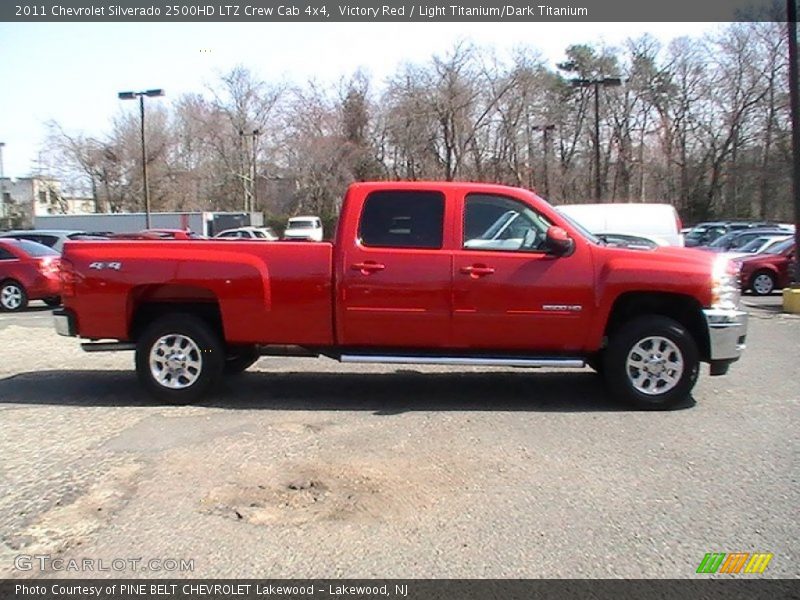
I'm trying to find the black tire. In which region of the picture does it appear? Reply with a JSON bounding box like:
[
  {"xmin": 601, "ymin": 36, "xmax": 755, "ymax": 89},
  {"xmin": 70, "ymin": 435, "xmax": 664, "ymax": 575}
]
[
  {"xmin": 43, "ymin": 296, "xmax": 62, "ymax": 307},
  {"xmin": 224, "ymin": 346, "xmax": 259, "ymax": 374},
  {"xmin": 604, "ymin": 315, "xmax": 699, "ymax": 410},
  {"xmin": 749, "ymin": 270, "xmax": 776, "ymax": 296},
  {"xmin": 0, "ymin": 280, "xmax": 28, "ymax": 312},
  {"xmin": 135, "ymin": 314, "xmax": 224, "ymax": 403}
]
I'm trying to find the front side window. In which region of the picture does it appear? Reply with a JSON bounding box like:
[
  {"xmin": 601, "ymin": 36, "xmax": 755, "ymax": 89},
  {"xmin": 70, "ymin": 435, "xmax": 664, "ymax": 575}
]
[
  {"xmin": 463, "ymin": 194, "xmax": 551, "ymax": 252},
  {"xmin": 359, "ymin": 190, "xmax": 445, "ymax": 249}
]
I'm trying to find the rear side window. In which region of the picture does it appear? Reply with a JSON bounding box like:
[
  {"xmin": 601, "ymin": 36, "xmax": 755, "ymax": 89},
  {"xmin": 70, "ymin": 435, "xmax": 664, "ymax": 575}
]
[
  {"xmin": 0, "ymin": 247, "xmax": 17, "ymax": 260},
  {"xmin": 15, "ymin": 240, "xmax": 59, "ymax": 257},
  {"xmin": 359, "ymin": 190, "xmax": 445, "ymax": 249},
  {"xmin": 15, "ymin": 234, "xmax": 58, "ymax": 247}
]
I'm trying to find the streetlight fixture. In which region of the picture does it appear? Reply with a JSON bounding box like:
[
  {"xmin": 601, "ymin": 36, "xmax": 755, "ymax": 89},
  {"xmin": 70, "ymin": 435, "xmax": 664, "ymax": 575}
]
[
  {"xmin": 118, "ymin": 89, "xmax": 164, "ymax": 228},
  {"xmin": 571, "ymin": 77, "xmax": 622, "ymax": 200},
  {"xmin": 531, "ymin": 124, "xmax": 555, "ymax": 198},
  {"xmin": 239, "ymin": 129, "xmax": 261, "ymax": 212}
]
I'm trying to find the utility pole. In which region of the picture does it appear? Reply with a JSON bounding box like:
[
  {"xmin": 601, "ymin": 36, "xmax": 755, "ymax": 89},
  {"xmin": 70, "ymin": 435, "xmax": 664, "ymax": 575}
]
[
  {"xmin": 532, "ymin": 125, "xmax": 555, "ymax": 198},
  {"xmin": 789, "ymin": 0, "xmax": 800, "ymax": 283},
  {"xmin": 571, "ymin": 77, "xmax": 622, "ymax": 200},
  {"xmin": 239, "ymin": 129, "xmax": 260, "ymax": 212}
]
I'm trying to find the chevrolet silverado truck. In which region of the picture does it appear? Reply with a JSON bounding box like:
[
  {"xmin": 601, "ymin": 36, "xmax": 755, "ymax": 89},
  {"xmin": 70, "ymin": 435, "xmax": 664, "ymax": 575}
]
[{"xmin": 54, "ymin": 182, "xmax": 748, "ymax": 409}]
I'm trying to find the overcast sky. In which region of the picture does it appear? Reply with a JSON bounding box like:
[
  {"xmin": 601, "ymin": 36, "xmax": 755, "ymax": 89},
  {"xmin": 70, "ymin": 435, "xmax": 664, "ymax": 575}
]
[{"xmin": 0, "ymin": 22, "xmax": 719, "ymax": 178}]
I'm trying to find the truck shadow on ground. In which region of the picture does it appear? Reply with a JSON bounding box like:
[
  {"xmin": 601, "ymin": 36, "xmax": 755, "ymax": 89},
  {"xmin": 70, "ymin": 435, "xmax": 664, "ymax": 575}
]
[{"xmin": 0, "ymin": 369, "xmax": 695, "ymax": 413}]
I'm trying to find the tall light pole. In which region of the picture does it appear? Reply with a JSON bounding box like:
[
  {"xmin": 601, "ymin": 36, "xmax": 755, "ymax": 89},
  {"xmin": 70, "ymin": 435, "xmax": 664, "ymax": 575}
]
[
  {"xmin": 239, "ymin": 129, "xmax": 260, "ymax": 212},
  {"xmin": 118, "ymin": 89, "xmax": 164, "ymax": 228},
  {"xmin": 532, "ymin": 124, "xmax": 555, "ymax": 198},
  {"xmin": 571, "ymin": 77, "xmax": 622, "ymax": 200}
]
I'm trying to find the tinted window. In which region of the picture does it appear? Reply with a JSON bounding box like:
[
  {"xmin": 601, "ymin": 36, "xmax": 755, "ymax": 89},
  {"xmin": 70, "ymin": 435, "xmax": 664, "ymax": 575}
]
[
  {"xmin": 359, "ymin": 191, "xmax": 445, "ymax": 249},
  {"xmin": 766, "ymin": 239, "xmax": 794, "ymax": 254},
  {"xmin": 0, "ymin": 247, "xmax": 17, "ymax": 260},
  {"xmin": 289, "ymin": 220, "xmax": 314, "ymax": 229},
  {"xmin": 14, "ymin": 233, "xmax": 59, "ymax": 247},
  {"xmin": 464, "ymin": 194, "xmax": 551, "ymax": 252},
  {"xmin": 15, "ymin": 240, "xmax": 59, "ymax": 257}
]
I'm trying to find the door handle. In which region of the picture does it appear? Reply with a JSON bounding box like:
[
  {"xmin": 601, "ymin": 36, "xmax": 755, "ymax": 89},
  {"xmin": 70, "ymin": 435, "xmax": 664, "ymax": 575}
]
[
  {"xmin": 460, "ymin": 265, "xmax": 495, "ymax": 277},
  {"xmin": 352, "ymin": 261, "xmax": 386, "ymax": 274}
]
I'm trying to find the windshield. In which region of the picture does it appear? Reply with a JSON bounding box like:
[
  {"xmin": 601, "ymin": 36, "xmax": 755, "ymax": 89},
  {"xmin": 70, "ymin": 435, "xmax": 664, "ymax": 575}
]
[
  {"xmin": 765, "ymin": 238, "xmax": 794, "ymax": 254},
  {"xmin": 708, "ymin": 232, "xmax": 737, "ymax": 248},
  {"xmin": 736, "ymin": 238, "xmax": 763, "ymax": 253},
  {"xmin": 15, "ymin": 239, "xmax": 60, "ymax": 257},
  {"xmin": 288, "ymin": 220, "xmax": 315, "ymax": 229},
  {"xmin": 685, "ymin": 228, "xmax": 709, "ymax": 239},
  {"xmin": 738, "ymin": 236, "xmax": 781, "ymax": 253}
]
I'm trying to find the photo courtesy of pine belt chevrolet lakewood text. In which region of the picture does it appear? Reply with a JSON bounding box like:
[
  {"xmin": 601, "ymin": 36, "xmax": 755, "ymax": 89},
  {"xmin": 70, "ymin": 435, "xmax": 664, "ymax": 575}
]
[{"xmin": 53, "ymin": 181, "xmax": 748, "ymax": 410}]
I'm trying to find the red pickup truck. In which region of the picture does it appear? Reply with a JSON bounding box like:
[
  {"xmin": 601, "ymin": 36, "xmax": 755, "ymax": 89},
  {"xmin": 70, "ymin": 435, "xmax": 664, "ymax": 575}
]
[{"xmin": 54, "ymin": 182, "xmax": 748, "ymax": 409}]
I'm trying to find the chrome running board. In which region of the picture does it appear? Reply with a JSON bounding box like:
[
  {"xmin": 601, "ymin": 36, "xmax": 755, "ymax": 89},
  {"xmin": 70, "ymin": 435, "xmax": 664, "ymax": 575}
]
[{"xmin": 339, "ymin": 354, "xmax": 585, "ymax": 368}]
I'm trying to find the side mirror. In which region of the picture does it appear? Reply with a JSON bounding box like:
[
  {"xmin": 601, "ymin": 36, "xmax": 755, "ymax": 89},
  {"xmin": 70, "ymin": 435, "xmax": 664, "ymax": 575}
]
[{"xmin": 545, "ymin": 226, "xmax": 575, "ymax": 256}]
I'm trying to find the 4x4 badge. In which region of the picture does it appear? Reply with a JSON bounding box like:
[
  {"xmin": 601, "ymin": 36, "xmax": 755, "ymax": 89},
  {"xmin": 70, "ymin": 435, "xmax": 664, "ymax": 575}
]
[{"xmin": 89, "ymin": 261, "xmax": 122, "ymax": 271}]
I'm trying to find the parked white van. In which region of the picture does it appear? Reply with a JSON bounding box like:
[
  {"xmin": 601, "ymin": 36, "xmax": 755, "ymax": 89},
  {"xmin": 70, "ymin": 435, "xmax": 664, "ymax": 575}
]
[
  {"xmin": 283, "ymin": 216, "xmax": 324, "ymax": 242},
  {"xmin": 557, "ymin": 203, "xmax": 684, "ymax": 247}
]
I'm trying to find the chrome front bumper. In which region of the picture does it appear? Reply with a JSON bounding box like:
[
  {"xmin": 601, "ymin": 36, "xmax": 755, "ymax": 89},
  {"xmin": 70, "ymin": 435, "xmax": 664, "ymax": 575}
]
[{"xmin": 703, "ymin": 308, "xmax": 748, "ymax": 362}]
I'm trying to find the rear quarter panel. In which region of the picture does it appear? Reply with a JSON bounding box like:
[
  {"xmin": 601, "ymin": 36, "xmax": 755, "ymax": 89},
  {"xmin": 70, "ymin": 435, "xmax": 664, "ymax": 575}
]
[{"xmin": 62, "ymin": 240, "xmax": 334, "ymax": 344}]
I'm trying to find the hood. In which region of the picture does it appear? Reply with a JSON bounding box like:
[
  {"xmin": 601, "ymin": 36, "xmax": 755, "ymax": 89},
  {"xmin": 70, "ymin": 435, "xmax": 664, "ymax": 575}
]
[{"xmin": 610, "ymin": 244, "xmax": 718, "ymax": 267}]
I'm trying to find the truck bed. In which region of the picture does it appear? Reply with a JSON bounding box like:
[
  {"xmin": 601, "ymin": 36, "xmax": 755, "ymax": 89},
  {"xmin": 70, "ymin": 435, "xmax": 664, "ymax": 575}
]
[{"xmin": 61, "ymin": 240, "xmax": 335, "ymax": 345}]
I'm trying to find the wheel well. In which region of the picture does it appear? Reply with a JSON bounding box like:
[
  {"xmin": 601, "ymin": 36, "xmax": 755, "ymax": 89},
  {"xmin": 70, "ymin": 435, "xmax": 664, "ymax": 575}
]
[
  {"xmin": 130, "ymin": 301, "xmax": 223, "ymax": 342},
  {"xmin": 605, "ymin": 292, "xmax": 710, "ymax": 361}
]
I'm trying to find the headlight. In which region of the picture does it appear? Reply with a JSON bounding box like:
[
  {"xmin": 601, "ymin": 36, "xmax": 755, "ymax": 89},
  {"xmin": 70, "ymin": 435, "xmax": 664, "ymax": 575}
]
[{"xmin": 711, "ymin": 255, "xmax": 741, "ymax": 310}]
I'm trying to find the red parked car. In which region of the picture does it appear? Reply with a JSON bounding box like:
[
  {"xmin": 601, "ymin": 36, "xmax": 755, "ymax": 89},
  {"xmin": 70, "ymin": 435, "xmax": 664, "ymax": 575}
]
[
  {"xmin": 111, "ymin": 229, "xmax": 204, "ymax": 240},
  {"xmin": 736, "ymin": 238, "xmax": 796, "ymax": 295},
  {"xmin": 0, "ymin": 239, "xmax": 62, "ymax": 311}
]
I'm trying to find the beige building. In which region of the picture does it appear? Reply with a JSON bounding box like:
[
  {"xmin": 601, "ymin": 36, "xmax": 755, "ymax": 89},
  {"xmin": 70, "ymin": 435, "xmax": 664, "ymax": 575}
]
[{"xmin": 0, "ymin": 177, "xmax": 94, "ymax": 229}]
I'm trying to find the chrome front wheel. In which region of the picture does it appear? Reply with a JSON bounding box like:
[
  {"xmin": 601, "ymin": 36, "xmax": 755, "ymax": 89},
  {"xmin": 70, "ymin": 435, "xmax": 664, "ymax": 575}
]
[
  {"xmin": 625, "ymin": 336, "xmax": 684, "ymax": 396},
  {"xmin": 605, "ymin": 315, "xmax": 699, "ymax": 410}
]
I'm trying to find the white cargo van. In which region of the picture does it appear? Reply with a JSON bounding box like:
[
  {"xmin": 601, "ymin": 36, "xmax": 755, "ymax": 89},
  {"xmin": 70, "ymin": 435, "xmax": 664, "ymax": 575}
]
[{"xmin": 557, "ymin": 203, "xmax": 684, "ymax": 246}]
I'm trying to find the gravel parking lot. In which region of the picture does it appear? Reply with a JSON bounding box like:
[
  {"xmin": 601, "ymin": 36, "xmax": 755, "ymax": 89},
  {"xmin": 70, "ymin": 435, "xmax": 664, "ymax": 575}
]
[{"xmin": 0, "ymin": 297, "xmax": 798, "ymax": 579}]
